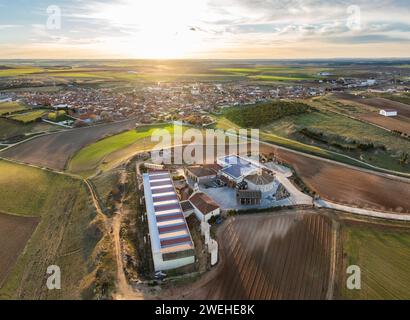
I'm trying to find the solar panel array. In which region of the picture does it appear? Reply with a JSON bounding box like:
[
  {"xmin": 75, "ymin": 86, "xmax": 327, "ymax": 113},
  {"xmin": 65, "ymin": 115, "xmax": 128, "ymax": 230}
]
[{"xmin": 147, "ymin": 171, "xmax": 194, "ymax": 253}]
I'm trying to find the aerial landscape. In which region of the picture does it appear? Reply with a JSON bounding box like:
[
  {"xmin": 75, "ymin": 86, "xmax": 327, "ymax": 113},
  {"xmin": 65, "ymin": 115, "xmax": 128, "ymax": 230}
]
[{"xmin": 0, "ymin": 0, "xmax": 409, "ymax": 306}]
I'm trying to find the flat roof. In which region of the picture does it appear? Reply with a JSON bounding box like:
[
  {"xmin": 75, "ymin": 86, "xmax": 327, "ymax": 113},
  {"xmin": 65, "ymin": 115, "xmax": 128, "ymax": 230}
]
[
  {"xmin": 237, "ymin": 190, "xmax": 262, "ymax": 199},
  {"xmin": 143, "ymin": 171, "xmax": 194, "ymax": 256},
  {"xmin": 219, "ymin": 155, "xmax": 260, "ymax": 180}
]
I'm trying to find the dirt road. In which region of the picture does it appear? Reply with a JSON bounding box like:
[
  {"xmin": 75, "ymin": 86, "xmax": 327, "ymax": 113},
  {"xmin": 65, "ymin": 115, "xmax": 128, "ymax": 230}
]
[{"xmin": 110, "ymin": 171, "xmax": 145, "ymax": 300}]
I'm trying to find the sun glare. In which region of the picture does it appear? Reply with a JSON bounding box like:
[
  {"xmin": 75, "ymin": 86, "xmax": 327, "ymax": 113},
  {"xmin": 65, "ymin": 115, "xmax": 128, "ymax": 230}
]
[{"xmin": 95, "ymin": 0, "xmax": 208, "ymax": 58}]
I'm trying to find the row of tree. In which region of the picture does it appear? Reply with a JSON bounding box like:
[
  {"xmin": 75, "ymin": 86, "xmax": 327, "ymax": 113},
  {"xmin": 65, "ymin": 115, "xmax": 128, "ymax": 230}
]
[{"xmin": 225, "ymin": 101, "xmax": 310, "ymax": 128}]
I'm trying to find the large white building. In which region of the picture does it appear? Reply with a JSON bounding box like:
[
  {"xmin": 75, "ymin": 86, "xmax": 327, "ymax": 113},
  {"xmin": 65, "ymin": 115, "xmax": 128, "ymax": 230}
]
[
  {"xmin": 143, "ymin": 171, "xmax": 195, "ymax": 272},
  {"xmin": 379, "ymin": 109, "xmax": 398, "ymax": 117},
  {"xmin": 217, "ymin": 155, "xmax": 260, "ymax": 184},
  {"xmin": 217, "ymin": 155, "xmax": 276, "ymax": 193}
]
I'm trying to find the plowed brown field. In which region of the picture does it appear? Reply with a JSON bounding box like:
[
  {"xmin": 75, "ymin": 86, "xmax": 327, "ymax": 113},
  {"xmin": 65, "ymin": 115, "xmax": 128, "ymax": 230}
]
[
  {"xmin": 0, "ymin": 120, "xmax": 136, "ymax": 170},
  {"xmin": 186, "ymin": 211, "xmax": 333, "ymax": 300},
  {"xmin": 260, "ymin": 145, "xmax": 410, "ymax": 213},
  {"xmin": 332, "ymin": 93, "xmax": 410, "ymax": 118},
  {"xmin": 357, "ymin": 114, "xmax": 410, "ymax": 135}
]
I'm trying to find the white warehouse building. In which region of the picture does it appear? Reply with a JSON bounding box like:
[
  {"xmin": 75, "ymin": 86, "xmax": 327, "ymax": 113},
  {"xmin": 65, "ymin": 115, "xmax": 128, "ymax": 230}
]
[
  {"xmin": 143, "ymin": 171, "xmax": 195, "ymax": 272},
  {"xmin": 379, "ymin": 109, "xmax": 398, "ymax": 117}
]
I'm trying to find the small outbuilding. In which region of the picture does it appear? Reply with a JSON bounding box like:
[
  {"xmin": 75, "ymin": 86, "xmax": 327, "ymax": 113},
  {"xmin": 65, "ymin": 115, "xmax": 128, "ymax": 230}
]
[
  {"xmin": 237, "ymin": 190, "xmax": 262, "ymax": 206},
  {"xmin": 379, "ymin": 109, "xmax": 398, "ymax": 117}
]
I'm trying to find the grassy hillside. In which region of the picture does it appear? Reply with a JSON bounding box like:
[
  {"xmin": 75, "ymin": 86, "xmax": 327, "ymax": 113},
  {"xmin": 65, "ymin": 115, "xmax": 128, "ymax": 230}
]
[
  {"xmin": 261, "ymin": 103, "xmax": 410, "ymax": 173},
  {"xmin": 338, "ymin": 222, "xmax": 410, "ymax": 300},
  {"xmin": 224, "ymin": 101, "xmax": 311, "ymax": 128},
  {"xmin": 68, "ymin": 124, "xmax": 186, "ymax": 176},
  {"xmin": 0, "ymin": 160, "xmax": 115, "ymax": 299}
]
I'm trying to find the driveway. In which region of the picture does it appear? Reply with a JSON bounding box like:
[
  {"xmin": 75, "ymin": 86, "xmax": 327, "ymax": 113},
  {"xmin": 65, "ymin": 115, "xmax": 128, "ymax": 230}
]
[{"xmin": 199, "ymin": 183, "xmax": 292, "ymax": 210}]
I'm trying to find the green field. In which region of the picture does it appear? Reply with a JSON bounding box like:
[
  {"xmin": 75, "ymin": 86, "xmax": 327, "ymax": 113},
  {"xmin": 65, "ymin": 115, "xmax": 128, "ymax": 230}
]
[
  {"xmin": 68, "ymin": 124, "xmax": 187, "ymax": 176},
  {"xmin": 214, "ymin": 68, "xmax": 261, "ymax": 74},
  {"xmin": 0, "ymin": 102, "xmax": 27, "ymax": 115},
  {"xmin": 214, "ymin": 66, "xmax": 322, "ymax": 81},
  {"xmin": 0, "ymin": 160, "xmax": 115, "ymax": 299},
  {"xmin": 261, "ymin": 104, "xmax": 410, "ymax": 172},
  {"xmin": 0, "ymin": 118, "xmax": 55, "ymax": 141},
  {"xmin": 0, "ymin": 63, "xmax": 330, "ymax": 83},
  {"xmin": 8, "ymin": 109, "xmax": 48, "ymax": 123},
  {"xmin": 45, "ymin": 72, "xmax": 113, "ymax": 79},
  {"xmin": 339, "ymin": 222, "xmax": 410, "ymax": 300},
  {"xmin": 249, "ymin": 75, "xmax": 315, "ymax": 81},
  {"xmin": 213, "ymin": 113, "xmax": 362, "ymax": 166},
  {"xmin": 214, "ymin": 101, "xmax": 410, "ymax": 173},
  {"xmin": 0, "ymin": 67, "xmax": 43, "ymax": 77}
]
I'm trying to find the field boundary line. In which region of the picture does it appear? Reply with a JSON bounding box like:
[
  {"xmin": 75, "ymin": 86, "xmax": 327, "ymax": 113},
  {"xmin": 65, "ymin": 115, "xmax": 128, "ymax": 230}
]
[
  {"xmin": 0, "ymin": 209, "xmax": 40, "ymax": 219},
  {"xmin": 225, "ymin": 129, "xmax": 410, "ymax": 180},
  {"xmin": 0, "ymin": 118, "xmax": 138, "ymax": 154},
  {"xmin": 316, "ymin": 200, "xmax": 410, "ymax": 221},
  {"xmin": 326, "ymin": 220, "xmax": 338, "ymax": 300}
]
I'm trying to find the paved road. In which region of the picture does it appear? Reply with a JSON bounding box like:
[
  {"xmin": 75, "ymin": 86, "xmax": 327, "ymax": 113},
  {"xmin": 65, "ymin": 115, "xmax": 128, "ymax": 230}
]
[
  {"xmin": 315, "ymin": 199, "xmax": 410, "ymax": 221},
  {"xmin": 275, "ymin": 173, "xmax": 312, "ymax": 206}
]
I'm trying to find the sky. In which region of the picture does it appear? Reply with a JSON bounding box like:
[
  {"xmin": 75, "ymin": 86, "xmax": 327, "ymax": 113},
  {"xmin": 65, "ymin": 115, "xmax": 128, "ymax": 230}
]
[{"xmin": 0, "ymin": 0, "xmax": 409, "ymax": 59}]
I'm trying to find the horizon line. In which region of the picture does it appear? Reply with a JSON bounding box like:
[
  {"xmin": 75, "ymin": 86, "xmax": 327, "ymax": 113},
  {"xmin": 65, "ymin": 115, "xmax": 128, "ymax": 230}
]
[{"xmin": 1, "ymin": 57, "xmax": 410, "ymax": 61}]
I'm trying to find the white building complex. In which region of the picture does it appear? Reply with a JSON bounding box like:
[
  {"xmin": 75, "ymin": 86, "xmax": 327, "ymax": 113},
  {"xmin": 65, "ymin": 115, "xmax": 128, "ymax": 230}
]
[
  {"xmin": 217, "ymin": 155, "xmax": 260, "ymax": 184},
  {"xmin": 143, "ymin": 171, "xmax": 195, "ymax": 272}
]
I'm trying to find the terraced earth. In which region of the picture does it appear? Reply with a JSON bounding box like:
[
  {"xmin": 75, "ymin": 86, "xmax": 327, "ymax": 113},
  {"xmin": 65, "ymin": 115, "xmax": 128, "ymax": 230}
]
[{"xmin": 186, "ymin": 210, "xmax": 333, "ymax": 300}]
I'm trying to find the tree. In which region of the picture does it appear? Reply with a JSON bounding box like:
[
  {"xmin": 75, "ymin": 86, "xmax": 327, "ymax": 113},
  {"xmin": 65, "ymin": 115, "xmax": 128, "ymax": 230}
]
[{"xmin": 399, "ymin": 152, "xmax": 409, "ymax": 166}]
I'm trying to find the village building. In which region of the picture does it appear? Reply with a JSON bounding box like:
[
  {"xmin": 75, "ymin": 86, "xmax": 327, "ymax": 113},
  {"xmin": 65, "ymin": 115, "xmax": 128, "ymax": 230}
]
[
  {"xmin": 189, "ymin": 192, "xmax": 221, "ymax": 222},
  {"xmin": 237, "ymin": 190, "xmax": 262, "ymax": 206},
  {"xmin": 185, "ymin": 164, "xmax": 222, "ymax": 184},
  {"xmin": 217, "ymin": 155, "xmax": 260, "ymax": 185},
  {"xmin": 245, "ymin": 170, "xmax": 276, "ymax": 192}
]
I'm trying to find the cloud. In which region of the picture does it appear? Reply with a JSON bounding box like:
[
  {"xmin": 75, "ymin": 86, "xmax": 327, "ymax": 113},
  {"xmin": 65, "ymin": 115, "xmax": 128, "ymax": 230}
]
[
  {"xmin": 326, "ymin": 34, "xmax": 410, "ymax": 44},
  {"xmin": 0, "ymin": 24, "xmax": 22, "ymax": 30},
  {"xmin": 1, "ymin": 0, "xmax": 410, "ymax": 58}
]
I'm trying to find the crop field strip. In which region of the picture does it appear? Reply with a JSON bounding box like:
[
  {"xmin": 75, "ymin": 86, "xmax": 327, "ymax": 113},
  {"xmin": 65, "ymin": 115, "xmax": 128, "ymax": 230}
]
[
  {"xmin": 0, "ymin": 102, "xmax": 27, "ymax": 115},
  {"xmin": 260, "ymin": 144, "xmax": 410, "ymax": 213},
  {"xmin": 194, "ymin": 212, "xmax": 332, "ymax": 300},
  {"xmin": 337, "ymin": 219, "xmax": 410, "ymax": 299},
  {"xmin": 0, "ymin": 212, "xmax": 40, "ymax": 287},
  {"xmin": 333, "ymin": 93, "xmax": 410, "ymax": 118},
  {"xmin": 219, "ymin": 99, "xmax": 410, "ymax": 174},
  {"xmin": 7, "ymin": 109, "xmax": 48, "ymax": 123},
  {"xmin": 0, "ymin": 119, "xmax": 137, "ymax": 170}
]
